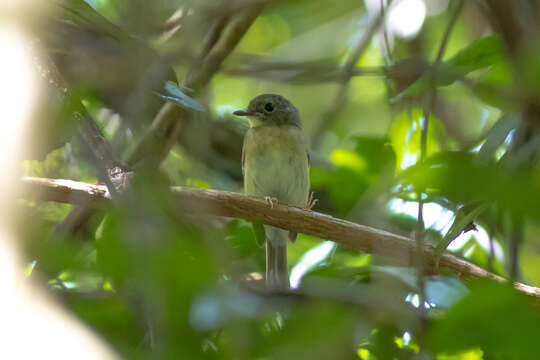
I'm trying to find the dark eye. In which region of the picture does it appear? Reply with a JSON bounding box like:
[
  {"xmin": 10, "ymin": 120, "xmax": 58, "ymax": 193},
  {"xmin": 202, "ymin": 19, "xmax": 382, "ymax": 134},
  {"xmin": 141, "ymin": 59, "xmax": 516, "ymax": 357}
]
[{"xmin": 264, "ymin": 103, "xmax": 274, "ymax": 112}]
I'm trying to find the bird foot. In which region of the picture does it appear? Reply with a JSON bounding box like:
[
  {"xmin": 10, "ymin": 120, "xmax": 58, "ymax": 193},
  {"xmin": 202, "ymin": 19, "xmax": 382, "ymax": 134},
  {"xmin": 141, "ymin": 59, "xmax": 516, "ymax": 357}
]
[
  {"xmin": 264, "ymin": 196, "xmax": 279, "ymax": 208},
  {"xmin": 305, "ymin": 191, "xmax": 318, "ymax": 210}
]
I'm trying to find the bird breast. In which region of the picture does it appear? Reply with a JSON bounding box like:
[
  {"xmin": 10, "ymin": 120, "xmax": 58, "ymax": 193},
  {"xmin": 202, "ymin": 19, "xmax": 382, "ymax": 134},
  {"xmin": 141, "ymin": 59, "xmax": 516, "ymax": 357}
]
[{"xmin": 243, "ymin": 125, "xmax": 309, "ymax": 207}]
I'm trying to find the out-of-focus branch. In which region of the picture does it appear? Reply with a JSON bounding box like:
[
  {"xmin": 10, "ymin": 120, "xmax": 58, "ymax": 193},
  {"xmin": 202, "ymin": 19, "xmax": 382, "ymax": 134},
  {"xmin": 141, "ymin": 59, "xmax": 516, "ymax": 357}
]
[
  {"xmin": 199, "ymin": 0, "xmax": 271, "ymax": 23},
  {"xmin": 224, "ymin": 61, "xmax": 385, "ymax": 82},
  {"xmin": 37, "ymin": 54, "xmax": 122, "ymax": 173},
  {"xmin": 57, "ymin": 108, "xmax": 124, "ymax": 237},
  {"xmin": 416, "ymin": 0, "xmax": 464, "ymax": 314},
  {"xmin": 128, "ymin": 2, "xmax": 267, "ymax": 167},
  {"xmin": 75, "ymin": 113, "xmax": 122, "ymax": 173},
  {"xmin": 36, "ymin": 53, "xmax": 127, "ymax": 237},
  {"xmin": 310, "ymin": 4, "xmax": 388, "ymax": 149},
  {"xmin": 20, "ymin": 177, "xmax": 540, "ymax": 303}
]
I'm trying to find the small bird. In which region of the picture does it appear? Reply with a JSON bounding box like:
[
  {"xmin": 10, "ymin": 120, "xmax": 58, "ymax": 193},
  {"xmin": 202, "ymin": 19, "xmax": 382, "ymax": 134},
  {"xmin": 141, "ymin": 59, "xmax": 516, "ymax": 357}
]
[{"xmin": 234, "ymin": 94, "xmax": 313, "ymax": 290}]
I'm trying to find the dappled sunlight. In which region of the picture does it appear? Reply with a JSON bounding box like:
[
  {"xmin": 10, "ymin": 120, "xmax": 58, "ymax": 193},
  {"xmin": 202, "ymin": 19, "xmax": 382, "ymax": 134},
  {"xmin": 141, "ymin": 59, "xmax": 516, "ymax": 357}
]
[
  {"xmin": 387, "ymin": 0, "xmax": 426, "ymax": 39},
  {"xmin": 290, "ymin": 241, "xmax": 336, "ymax": 288},
  {"xmin": 365, "ymin": 0, "xmax": 427, "ymax": 39},
  {"xmin": 388, "ymin": 198, "xmax": 454, "ymax": 231},
  {"xmin": 388, "ymin": 198, "xmax": 505, "ymax": 264}
]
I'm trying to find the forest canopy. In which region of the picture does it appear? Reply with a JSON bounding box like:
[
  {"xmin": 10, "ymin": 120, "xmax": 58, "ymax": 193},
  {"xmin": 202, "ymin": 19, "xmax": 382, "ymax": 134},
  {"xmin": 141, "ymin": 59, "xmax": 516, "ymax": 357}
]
[{"xmin": 3, "ymin": 0, "xmax": 540, "ymax": 359}]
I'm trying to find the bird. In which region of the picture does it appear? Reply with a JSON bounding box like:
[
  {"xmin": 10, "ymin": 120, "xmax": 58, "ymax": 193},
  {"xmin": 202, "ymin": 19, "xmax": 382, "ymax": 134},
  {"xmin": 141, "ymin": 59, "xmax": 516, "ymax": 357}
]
[{"xmin": 234, "ymin": 94, "xmax": 315, "ymax": 290}]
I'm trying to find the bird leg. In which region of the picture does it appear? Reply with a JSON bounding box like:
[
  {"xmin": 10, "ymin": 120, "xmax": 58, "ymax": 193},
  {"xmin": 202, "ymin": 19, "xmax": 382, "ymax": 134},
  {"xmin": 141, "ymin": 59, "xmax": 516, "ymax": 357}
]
[
  {"xmin": 264, "ymin": 196, "xmax": 279, "ymax": 208},
  {"xmin": 305, "ymin": 191, "xmax": 318, "ymax": 210}
]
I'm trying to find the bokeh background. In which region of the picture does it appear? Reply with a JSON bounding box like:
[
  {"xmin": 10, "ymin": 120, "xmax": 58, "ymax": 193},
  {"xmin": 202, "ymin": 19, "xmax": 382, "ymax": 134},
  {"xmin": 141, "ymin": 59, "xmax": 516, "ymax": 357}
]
[{"xmin": 4, "ymin": 0, "xmax": 540, "ymax": 358}]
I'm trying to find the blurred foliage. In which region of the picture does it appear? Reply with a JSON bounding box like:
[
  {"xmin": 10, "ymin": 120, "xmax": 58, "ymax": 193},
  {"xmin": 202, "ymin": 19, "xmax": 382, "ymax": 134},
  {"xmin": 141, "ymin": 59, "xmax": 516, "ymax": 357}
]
[{"xmin": 18, "ymin": 0, "xmax": 540, "ymax": 358}]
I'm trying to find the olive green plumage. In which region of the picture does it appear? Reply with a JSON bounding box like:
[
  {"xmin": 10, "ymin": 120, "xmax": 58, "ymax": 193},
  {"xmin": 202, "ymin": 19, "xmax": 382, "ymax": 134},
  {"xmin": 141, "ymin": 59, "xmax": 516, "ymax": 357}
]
[{"xmin": 234, "ymin": 94, "xmax": 310, "ymax": 290}]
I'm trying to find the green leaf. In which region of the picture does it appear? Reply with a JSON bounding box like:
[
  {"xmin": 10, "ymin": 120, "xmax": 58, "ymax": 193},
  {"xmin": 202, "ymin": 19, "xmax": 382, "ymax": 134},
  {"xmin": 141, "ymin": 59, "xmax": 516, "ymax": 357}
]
[
  {"xmin": 399, "ymin": 150, "xmax": 540, "ymax": 223},
  {"xmin": 154, "ymin": 82, "xmax": 206, "ymax": 112},
  {"xmin": 311, "ymin": 136, "xmax": 395, "ymax": 216},
  {"xmin": 393, "ymin": 35, "xmax": 504, "ymax": 100},
  {"xmin": 445, "ymin": 35, "xmax": 504, "ymax": 74},
  {"xmin": 225, "ymin": 219, "xmax": 261, "ymax": 259},
  {"xmin": 473, "ymin": 62, "xmax": 516, "ymax": 110},
  {"xmin": 389, "ymin": 109, "xmax": 441, "ymax": 171},
  {"xmin": 477, "ymin": 114, "xmax": 519, "ymax": 163},
  {"xmin": 430, "ymin": 281, "xmax": 540, "ymax": 359}
]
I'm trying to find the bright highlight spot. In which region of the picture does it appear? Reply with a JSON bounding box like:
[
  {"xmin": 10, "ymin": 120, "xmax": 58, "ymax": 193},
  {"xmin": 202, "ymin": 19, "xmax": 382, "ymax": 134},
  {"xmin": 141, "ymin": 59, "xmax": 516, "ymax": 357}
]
[
  {"xmin": 331, "ymin": 149, "xmax": 367, "ymax": 172},
  {"xmin": 365, "ymin": 0, "xmax": 427, "ymax": 39},
  {"xmin": 402, "ymin": 331, "xmax": 411, "ymax": 346},
  {"xmin": 388, "ymin": 198, "xmax": 454, "ymax": 232},
  {"xmin": 387, "ymin": 0, "xmax": 427, "ymax": 39},
  {"xmin": 0, "ymin": 26, "xmax": 36, "ymax": 184},
  {"xmin": 290, "ymin": 241, "xmax": 336, "ymax": 288},
  {"xmin": 405, "ymin": 293, "xmax": 433, "ymax": 309},
  {"xmin": 216, "ymin": 104, "xmax": 238, "ymax": 118}
]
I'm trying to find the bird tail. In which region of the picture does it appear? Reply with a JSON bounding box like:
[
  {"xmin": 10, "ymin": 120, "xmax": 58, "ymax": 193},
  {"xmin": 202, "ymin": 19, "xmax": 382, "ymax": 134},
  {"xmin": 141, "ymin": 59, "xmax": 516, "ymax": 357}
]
[{"xmin": 265, "ymin": 226, "xmax": 289, "ymax": 290}]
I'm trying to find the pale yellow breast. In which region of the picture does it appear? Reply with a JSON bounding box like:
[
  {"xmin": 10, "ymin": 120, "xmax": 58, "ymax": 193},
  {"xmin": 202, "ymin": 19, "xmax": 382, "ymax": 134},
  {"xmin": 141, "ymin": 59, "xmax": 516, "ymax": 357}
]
[{"xmin": 243, "ymin": 125, "xmax": 310, "ymax": 207}]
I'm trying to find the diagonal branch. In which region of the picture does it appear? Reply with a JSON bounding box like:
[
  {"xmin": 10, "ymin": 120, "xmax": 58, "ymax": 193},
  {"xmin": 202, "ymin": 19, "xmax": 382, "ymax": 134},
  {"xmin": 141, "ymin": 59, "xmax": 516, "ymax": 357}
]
[
  {"xmin": 127, "ymin": 2, "xmax": 267, "ymax": 167},
  {"xmin": 36, "ymin": 53, "xmax": 127, "ymax": 237},
  {"xmin": 20, "ymin": 177, "xmax": 540, "ymax": 304},
  {"xmin": 310, "ymin": 2, "xmax": 389, "ymax": 149},
  {"xmin": 36, "ymin": 53, "xmax": 123, "ymax": 174},
  {"xmin": 417, "ymin": 0, "xmax": 465, "ymax": 314}
]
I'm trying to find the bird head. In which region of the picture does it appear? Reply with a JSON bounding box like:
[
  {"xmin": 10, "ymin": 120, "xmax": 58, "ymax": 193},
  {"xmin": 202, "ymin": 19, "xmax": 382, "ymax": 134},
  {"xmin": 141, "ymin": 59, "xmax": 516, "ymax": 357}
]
[{"xmin": 233, "ymin": 94, "xmax": 301, "ymax": 127}]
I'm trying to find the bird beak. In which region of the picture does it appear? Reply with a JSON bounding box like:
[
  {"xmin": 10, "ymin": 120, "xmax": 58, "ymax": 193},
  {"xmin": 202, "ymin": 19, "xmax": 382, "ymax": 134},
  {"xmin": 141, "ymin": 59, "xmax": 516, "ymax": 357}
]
[{"xmin": 233, "ymin": 109, "xmax": 253, "ymax": 116}]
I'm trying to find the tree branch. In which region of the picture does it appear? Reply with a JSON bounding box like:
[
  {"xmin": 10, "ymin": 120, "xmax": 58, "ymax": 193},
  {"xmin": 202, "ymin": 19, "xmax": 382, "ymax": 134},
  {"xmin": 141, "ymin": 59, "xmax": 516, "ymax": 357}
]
[
  {"xmin": 36, "ymin": 53, "xmax": 127, "ymax": 237},
  {"xmin": 36, "ymin": 53, "xmax": 122, "ymax": 174},
  {"xmin": 20, "ymin": 177, "xmax": 540, "ymax": 303},
  {"xmin": 310, "ymin": 1, "xmax": 389, "ymax": 149},
  {"xmin": 127, "ymin": 2, "xmax": 267, "ymax": 168},
  {"xmin": 224, "ymin": 61, "xmax": 385, "ymax": 83}
]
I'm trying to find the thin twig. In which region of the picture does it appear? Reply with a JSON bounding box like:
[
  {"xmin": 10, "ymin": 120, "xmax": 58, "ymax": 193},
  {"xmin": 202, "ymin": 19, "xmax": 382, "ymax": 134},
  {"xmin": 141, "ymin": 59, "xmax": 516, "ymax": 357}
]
[
  {"xmin": 435, "ymin": 0, "xmax": 465, "ymax": 64},
  {"xmin": 35, "ymin": 52, "xmax": 127, "ymax": 237},
  {"xmin": 311, "ymin": 1, "xmax": 391, "ymax": 149},
  {"xmin": 225, "ymin": 62, "xmax": 385, "ymax": 83},
  {"xmin": 509, "ymin": 214, "xmax": 523, "ymax": 279},
  {"xmin": 380, "ymin": 0, "xmax": 393, "ymax": 63},
  {"xmin": 487, "ymin": 232, "xmax": 495, "ymax": 272},
  {"xmin": 194, "ymin": 14, "xmax": 231, "ymax": 67},
  {"xmin": 415, "ymin": 194, "xmax": 427, "ymax": 311},
  {"xmin": 417, "ymin": 0, "xmax": 465, "ymax": 312},
  {"xmin": 35, "ymin": 52, "xmax": 122, "ymax": 173},
  {"xmin": 420, "ymin": 0, "xmax": 465, "ymax": 158}
]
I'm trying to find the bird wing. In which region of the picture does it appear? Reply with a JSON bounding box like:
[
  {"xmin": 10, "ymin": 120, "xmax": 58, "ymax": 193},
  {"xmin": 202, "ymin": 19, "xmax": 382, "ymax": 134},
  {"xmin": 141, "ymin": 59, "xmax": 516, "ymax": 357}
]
[
  {"xmin": 241, "ymin": 128, "xmax": 253, "ymax": 178},
  {"xmin": 242, "ymin": 136, "xmax": 246, "ymax": 178}
]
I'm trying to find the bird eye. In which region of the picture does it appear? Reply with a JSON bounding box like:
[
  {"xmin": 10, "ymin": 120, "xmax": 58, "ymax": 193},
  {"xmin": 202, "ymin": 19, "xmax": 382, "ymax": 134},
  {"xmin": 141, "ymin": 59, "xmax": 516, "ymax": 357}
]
[{"xmin": 264, "ymin": 103, "xmax": 274, "ymax": 112}]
